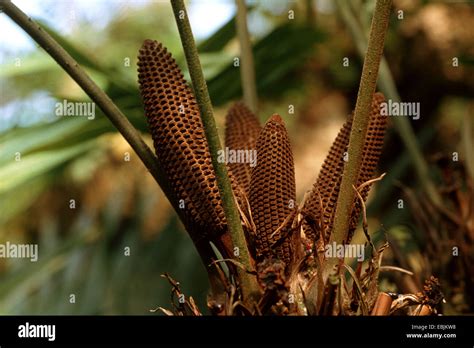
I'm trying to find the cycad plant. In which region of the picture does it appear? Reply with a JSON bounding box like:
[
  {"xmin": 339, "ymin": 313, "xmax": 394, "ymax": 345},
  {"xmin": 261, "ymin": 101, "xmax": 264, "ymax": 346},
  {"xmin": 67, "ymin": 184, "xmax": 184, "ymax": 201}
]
[{"xmin": 1, "ymin": 0, "xmax": 445, "ymax": 315}]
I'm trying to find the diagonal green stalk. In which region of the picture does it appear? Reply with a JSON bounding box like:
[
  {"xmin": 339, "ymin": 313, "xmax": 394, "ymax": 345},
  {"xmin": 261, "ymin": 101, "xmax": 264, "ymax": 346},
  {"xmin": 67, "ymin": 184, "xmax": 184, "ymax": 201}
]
[
  {"xmin": 335, "ymin": 0, "xmax": 442, "ymax": 206},
  {"xmin": 235, "ymin": 0, "xmax": 258, "ymax": 113},
  {"xmin": 305, "ymin": 0, "xmax": 316, "ymax": 26},
  {"xmin": 170, "ymin": 0, "xmax": 260, "ymax": 305},
  {"xmin": 324, "ymin": 0, "xmax": 392, "ymax": 280}
]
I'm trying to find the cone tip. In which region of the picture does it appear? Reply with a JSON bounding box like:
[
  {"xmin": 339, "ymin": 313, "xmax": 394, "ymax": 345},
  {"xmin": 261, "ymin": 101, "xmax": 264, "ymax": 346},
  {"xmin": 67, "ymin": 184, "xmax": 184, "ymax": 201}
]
[{"xmin": 269, "ymin": 114, "xmax": 283, "ymax": 124}]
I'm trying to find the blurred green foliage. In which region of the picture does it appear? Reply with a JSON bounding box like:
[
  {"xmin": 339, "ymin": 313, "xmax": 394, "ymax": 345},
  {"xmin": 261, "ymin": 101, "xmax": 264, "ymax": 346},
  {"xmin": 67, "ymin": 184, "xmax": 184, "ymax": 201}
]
[{"xmin": 0, "ymin": 1, "xmax": 324, "ymax": 314}]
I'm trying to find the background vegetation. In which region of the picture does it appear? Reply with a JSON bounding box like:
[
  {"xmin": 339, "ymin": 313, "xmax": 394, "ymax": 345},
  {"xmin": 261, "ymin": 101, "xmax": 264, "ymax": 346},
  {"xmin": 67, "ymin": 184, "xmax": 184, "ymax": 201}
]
[{"xmin": 0, "ymin": 0, "xmax": 472, "ymax": 314}]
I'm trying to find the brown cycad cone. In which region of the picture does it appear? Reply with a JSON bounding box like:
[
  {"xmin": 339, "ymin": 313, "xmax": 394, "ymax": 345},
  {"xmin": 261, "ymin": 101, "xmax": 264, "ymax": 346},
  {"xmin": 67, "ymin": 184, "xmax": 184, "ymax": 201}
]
[
  {"xmin": 137, "ymin": 40, "xmax": 237, "ymax": 249},
  {"xmin": 303, "ymin": 92, "xmax": 387, "ymax": 244},
  {"xmin": 249, "ymin": 114, "xmax": 297, "ymax": 269},
  {"xmin": 347, "ymin": 92, "xmax": 387, "ymax": 242},
  {"xmin": 302, "ymin": 115, "xmax": 352, "ymax": 244},
  {"xmin": 224, "ymin": 102, "xmax": 261, "ymax": 194}
]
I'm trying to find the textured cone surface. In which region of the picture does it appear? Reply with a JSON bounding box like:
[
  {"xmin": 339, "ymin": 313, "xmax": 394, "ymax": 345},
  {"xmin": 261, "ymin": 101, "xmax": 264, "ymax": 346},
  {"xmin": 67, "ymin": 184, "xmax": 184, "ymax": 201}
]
[
  {"xmin": 249, "ymin": 114, "xmax": 296, "ymax": 266},
  {"xmin": 303, "ymin": 92, "xmax": 387, "ymax": 243},
  {"xmin": 138, "ymin": 40, "xmax": 228, "ymax": 242},
  {"xmin": 302, "ymin": 115, "xmax": 353, "ymax": 243},
  {"xmin": 225, "ymin": 102, "xmax": 261, "ymax": 194},
  {"xmin": 347, "ymin": 92, "xmax": 387, "ymax": 242}
]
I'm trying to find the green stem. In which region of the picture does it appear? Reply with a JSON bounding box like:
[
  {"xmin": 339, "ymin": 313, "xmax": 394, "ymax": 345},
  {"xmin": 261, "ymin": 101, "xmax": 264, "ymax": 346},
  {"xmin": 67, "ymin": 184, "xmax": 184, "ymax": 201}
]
[
  {"xmin": 235, "ymin": 0, "xmax": 258, "ymax": 113},
  {"xmin": 335, "ymin": 0, "xmax": 442, "ymax": 206},
  {"xmin": 325, "ymin": 0, "xmax": 392, "ymax": 278},
  {"xmin": 170, "ymin": 0, "xmax": 260, "ymax": 305},
  {"xmin": 305, "ymin": 0, "xmax": 315, "ymax": 26},
  {"xmin": 0, "ymin": 0, "xmax": 173, "ymax": 200},
  {"xmin": 1, "ymin": 0, "xmax": 238, "ymax": 313}
]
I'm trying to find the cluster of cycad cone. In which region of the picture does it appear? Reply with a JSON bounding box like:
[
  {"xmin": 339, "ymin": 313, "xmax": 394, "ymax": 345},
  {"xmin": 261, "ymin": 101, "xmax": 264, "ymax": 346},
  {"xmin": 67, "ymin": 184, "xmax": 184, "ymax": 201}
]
[{"xmin": 138, "ymin": 40, "xmax": 387, "ymax": 315}]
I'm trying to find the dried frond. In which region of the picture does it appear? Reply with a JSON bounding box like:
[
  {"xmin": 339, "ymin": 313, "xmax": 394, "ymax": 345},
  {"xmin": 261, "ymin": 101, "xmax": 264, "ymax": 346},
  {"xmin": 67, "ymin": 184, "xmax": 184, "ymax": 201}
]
[
  {"xmin": 347, "ymin": 92, "xmax": 387, "ymax": 243},
  {"xmin": 371, "ymin": 293, "xmax": 393, "ymax": 315},
  {"xmin": 249, "ymin": 115, "xmax": 298, "ymax": 269},
  {"xmin": 137, "ymin": 40, "xmax": 242, "ymax": 251}
]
